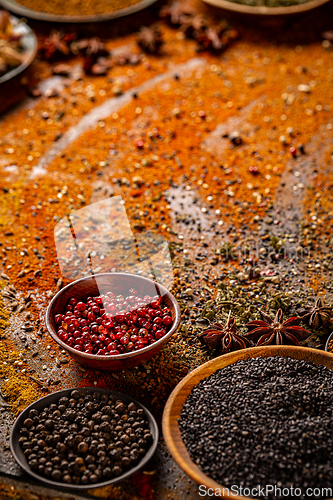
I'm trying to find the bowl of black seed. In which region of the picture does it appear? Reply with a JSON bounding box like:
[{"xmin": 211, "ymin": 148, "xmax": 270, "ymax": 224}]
[
  {"xmin": 11, "ymin": 387, "xmax": 158, "ymax": 489},
  {"xmin": 163, "ymin": 346, "xmax": 333, "ymax": 500}
]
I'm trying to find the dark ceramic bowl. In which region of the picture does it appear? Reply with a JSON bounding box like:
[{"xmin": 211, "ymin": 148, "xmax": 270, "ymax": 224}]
[
  {"xmin": 45, "ymin": 273, "xmax": 181, "ymax": 371},
  {"xmin": 10, "ymin": 386, "xmax": 159, "ymax": 490}
]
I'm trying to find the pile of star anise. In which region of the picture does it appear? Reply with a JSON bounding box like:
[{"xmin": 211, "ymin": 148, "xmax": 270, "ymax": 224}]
[
  {"xmin": 160, "ymin": 2, "xmax": 239, "ymax": 53},
  {"xmin": 39, "ymin": 31, "xmax": 142, "ymax": 76},
  {"xmin": 198, "ymin": 297, "xmax": 333, "ymax": 355},
  {"xmin": 199, "ymin": 309, "xmax": 311, "ymax": 353},
  {"xmin": 136, "ymin": 25, "xmax": 164, "ymax": 54}
]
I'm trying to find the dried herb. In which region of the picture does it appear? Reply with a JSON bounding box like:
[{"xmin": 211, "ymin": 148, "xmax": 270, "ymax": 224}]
[
  {"xmin": 244, "ymin": 309, "xmax": 311, "ymax": 346},
  {"xmin": 300, "ymin": 297, "xmax": 332, "ymax": 329},
  {"xmin": 72, "ymin": 37, "xmax": 108, "ymax": 58},
  {"xmin": 196, "ymin": 27, "xmax": 225, "ymax": 52},
  {"xmin": 86, "ymin": 56, "xmax": 113, "ymax": 75},
  {"xmin": 39, "ymin": 31, "xmax": 75, "ymax": 60},
  {"xmin": 136, "ymin": 26, "xmax": 164, "ymax": 54},
  {"xmin": 180, "ymin": 15, "xmax": 207, "ymax": 39},
  {"xmin": 113, "ymin": 52, "xmax": 140, "ymax": 66},
  {"xmin": 160, "ymin": 4, "xmax": 238, "ymax": 54},
  {"xmin": 159, "ymin": 3, "xmax": 193, "ymax": 26},
  {"xmin": 199, "ymin": 316, "xmax": 250, "ymax": 353}
]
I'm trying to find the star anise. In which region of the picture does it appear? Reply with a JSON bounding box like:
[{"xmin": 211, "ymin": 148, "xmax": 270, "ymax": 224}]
[
  {"xmin": 72, "ymin": 37, "xmax": 108, "ymax": 58},
  {"xmin": 84, "ymin": 56, "xmax": 113, "ymax": 76},
  {"xmin": 136, "ymin": 25, "xmax": 164, "ymax": 55},
  {"xmin": 159, "ymin": 3, "xmax": 194, "ymax": 26},
  {"xmin": 180, "ymin": 15, "xmax": 207, "ymax": 39},
  {"xmin": 196, "ymin": 27, "xmax": 224, "ymax": 52},
  {"xmin": 244, "ymin": 309, "xmax": 311, "ymax": 346},
  {"xmin": 300, "ymin": 297, "xmax": 332, "ymax": 329},
  {"xmin": 113, "ymin": 52, "xmax": 141, "ymax": 66},
  {"xmin": 39, "ymin": 30, "xmax": 75, "ymax": 60},
  {"xmin": 199, "ymin": 317, "xmax": 251, "ymax": 354}
]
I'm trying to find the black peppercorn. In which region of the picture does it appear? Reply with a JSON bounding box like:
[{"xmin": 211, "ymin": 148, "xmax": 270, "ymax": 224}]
[
  {"xmin": 77, "ymin": 441, "xmax": 88, "ymax": 453},
  {"xmin": 85, "ymin": 402, "xmax": 94, "ymax": 412},
  {"xmin": 112, "ymin": 466, "xmax": 122, "ymax": 476},
  {"xmin": 75, "ymin": 457, "xmax": 85, "ymax": 466},
  {"xmin": 19, "ymin": 391, "xmax": 152, "ymax": 486}
]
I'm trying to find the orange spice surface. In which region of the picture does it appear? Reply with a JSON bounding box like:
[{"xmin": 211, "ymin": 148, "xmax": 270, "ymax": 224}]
[{"xmin": 0, "ymin": 1, "xmax": 333, "ymax": 496}]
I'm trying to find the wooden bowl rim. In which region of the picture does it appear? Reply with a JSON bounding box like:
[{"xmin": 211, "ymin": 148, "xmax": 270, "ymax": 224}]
[
  {"xmin": 325, "ymin": 331, "xmax": 333, "ymax": 352},
  {"xmin": 202, "ymin": 0, "xmax": 331, "ymax": 16},
  {"xmin": 162, "ymin": 346, "xmax": 333, "ymax": 500},
  {"xmin": 10, "ymin": 386, "xmax": 159, "ymax": 489},
  {"xmin": 45, "ymin": 272, "xmax": 181, "ymax": 362}
]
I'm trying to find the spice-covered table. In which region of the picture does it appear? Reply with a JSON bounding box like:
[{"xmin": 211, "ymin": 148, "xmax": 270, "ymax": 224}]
[{"xmin": 1, "ymin": 0, "xmax": 333, "ymax": 498}]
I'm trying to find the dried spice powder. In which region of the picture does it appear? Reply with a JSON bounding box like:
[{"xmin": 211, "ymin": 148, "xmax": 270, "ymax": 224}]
[
  {"xmin": 14, "ymin": 0, "xmax": 142, "ymax": 16},
  {"xmin": 179, "ymin": 357, "xmax": 333, "ymax": 498},
  {"xmin": 0, "ymin": 293, "xmax": 10, "ymax": 335},
  {"xmin": 0, "ymin": 342, "xmax": 42, "ymax": 415}
]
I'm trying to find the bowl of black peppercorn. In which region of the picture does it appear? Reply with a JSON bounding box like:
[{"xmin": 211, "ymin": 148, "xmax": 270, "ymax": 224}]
[{"xmin": 11, "ymin": 387, "xmax": 158, "ymax": 489}]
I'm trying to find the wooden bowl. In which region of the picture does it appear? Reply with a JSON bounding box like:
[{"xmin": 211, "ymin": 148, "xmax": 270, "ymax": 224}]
[
  {"xmin": 162, "ymin": 346, "xmax": 333, "ymax": 500},
  {"xmin": 10, "ymin": 386, "xmax": 158, "ymax": 490},
  {"xmin": 45, "ymin": 273, "xmax": 180, "ymax": 371}
]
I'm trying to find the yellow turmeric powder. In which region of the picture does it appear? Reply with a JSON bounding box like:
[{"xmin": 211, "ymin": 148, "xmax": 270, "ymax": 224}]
[
  {"xmin": 0, "ymin": 341, "xmax": 42, "ymax": 415},
  {"xmin": 0, "ymin": 293, "xmax": 9, "ymax": 336}
]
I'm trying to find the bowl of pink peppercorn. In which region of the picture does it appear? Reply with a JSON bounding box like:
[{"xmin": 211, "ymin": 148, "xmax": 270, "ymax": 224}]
[{"xmin": 46, "ymin": 273, "xmax": 181, "ymax": 371}]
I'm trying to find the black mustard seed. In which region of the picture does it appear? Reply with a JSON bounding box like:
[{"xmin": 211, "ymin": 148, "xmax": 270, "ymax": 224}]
[{"xmin": 179, "ymin": 356, "xmax": 333, "ymax": 499}]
